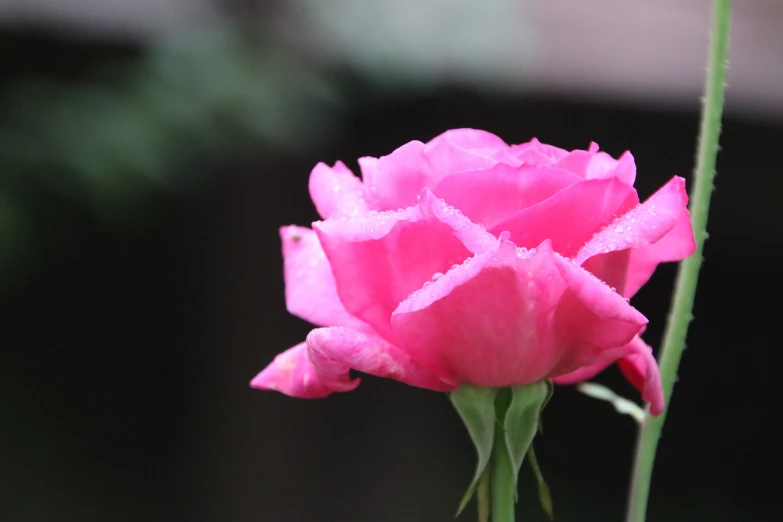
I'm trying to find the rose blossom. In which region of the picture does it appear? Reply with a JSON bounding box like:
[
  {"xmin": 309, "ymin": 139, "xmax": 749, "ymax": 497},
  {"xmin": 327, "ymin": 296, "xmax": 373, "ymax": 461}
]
[{"xmin": 251, "ymin": 129, "xmax": 695, "ymax": 415}]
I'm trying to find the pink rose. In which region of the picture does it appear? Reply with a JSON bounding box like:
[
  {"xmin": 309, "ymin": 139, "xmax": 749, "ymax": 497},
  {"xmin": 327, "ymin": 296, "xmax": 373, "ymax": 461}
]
[{"xmin": 252, "ymin": 129, "xmax": 695, "ymax": 415}]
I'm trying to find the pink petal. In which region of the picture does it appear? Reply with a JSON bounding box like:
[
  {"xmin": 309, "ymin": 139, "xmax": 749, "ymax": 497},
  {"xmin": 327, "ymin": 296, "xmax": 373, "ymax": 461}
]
[
  {"xmin": 551, "ymin": 335, "xmax": 664, "ymax": 415},
  {"xmin": 549, "ymin": 360, "xmax": 612, "ymax": 385},
  {"xmin": 625, "ymin": 198, "xmax": 697, "ymax": 296},
  {"xmin": 280, "ymin": 226, "xmax": 369, "ymax": 331},
  {"xmin": 429, "ymin": 128, "xmax": 510, "ymax": 152},
  {"xmin": 308, "ymin": 161, "xmax": 368, "ymax": 219},
  {"xmin": 425, "ymin": 128, "xmax": 519, "ymax": 170},
  {"xmin": 616, "ymin": 338, "xmax": 664, "ymax": 415},
  {"xmin": 314, "ymin": 190, "xmax": 497, "ymax": 339},
  {"xmin": 250, "ymin": 342, "xmax": 357, "ymax": 398},
  {"xmin": 306, "ymin": 327, "xmax": 456, "ymax": 392},
  {"xmin": 359, "ymin": 140, "xmax": 430, "ymax": 210},
  {"xmin": 574, "ymin": 176, "xmax": 695, "ymax": 297},
  {"xmin": 587, "ymin": 151, "xmax": 636, "ymax": 185},
  {"xmin": 509, "ymin": 138, "xmax": 569, "ymax": 165},
  {"xmin": 433, "ymin": 163, "xmax": 581, "ymax": 229},
  {"xmin": 490, "ymin": 177, "xmax": 637, "ymax": 258},
  {"xmin": 580, "ymin": 250, "xmax": 631, "ymax": 297},
  {"xmin": 391, "ymin": 239, "xmax": 647, "ymax": 388},
  {"xmin": 551, "ymin": 145, "xmax": 636, "ymax": 185},
  {"xmin": 359, "ymin": 129, "xmax": 515, "ymax": 211}
]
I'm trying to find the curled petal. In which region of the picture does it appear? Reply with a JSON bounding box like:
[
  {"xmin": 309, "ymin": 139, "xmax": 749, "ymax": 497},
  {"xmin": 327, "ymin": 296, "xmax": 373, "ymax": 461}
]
[
  {"xmin": 280, "ymin": 226, "xmax": 369, "ymax": 331},
  {"xmin": 314, "ymin": 189, "xmax": 497, "ymax": 338},
  {"xmin": 550, "ymin": 254, "xmax": 648, "ymax": 368},
  {"xmin": 250, "ymin": 343, "xmax": 357, "ymax": 398},
  {"xmin": 617, "ymin": 338, "xmax": 664, "ymax": 415},
  {"xmin": 575, "ymin": 176, "xmax": 690, "ymax": 264},
  {"xmin": 306, "ymin": 327, "xmax": 456, "ymax": 391},
  {"xmin": 574, "ymin": 176, "xmax": 695, "ymax": 297},
  {"xmin": 552, "ymin": 335, "xmax": 664, "ymax": 416},
  {"xmin": 491, "ymin": 177, "xmax": 637, "ymax": 258},
  {"xmin": 391, "ymin": 239, "xmax": 647, "ymax": 388},
  {"xmin": 580, "ymin": 250, "xmax": 631, "ymax": 297},
  {"xmin": 549, "ymin": 360, "xmax": 611, "ymax": 386},
  {"xmin": 625, "ymin": 200, "xmax": 697, "ymax": 297},
  {"xmin": 309, "ymin": 161, "xmax": 368, "ymax": 219}
]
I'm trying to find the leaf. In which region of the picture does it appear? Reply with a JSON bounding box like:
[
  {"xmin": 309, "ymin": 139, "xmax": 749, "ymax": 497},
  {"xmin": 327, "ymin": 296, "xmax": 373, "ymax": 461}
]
[
  {"xmin": 450, "ymin": 385, "xmax": 499, "ymax": 517},
  {"xmin": 576, "ymin": 382, "xmax": 645, "ymax": 423},
  {"xmin": 537, "ymin": 379, "xmax": 555, "ymax": 435},
  {"xmin": 476, "ymin": 469, "xmax": 490, "ymax": 522},
  {"xmin": 527, "ymin": 444, "xmax": 554, "ymax": 520},
  {"xmin": 502, "ymin": 381, "xmax": 550, "ymax": 494}
]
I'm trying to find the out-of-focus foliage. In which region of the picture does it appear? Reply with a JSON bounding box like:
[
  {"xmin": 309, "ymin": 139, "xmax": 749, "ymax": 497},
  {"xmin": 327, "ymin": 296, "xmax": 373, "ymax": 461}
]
[
  {"xmin": 0, "ymin": 23, "xmax": 343, "ymax": 277},
  {"xmin": 284, "ymin": 0, "xmax": 532, "ymax": 89}
]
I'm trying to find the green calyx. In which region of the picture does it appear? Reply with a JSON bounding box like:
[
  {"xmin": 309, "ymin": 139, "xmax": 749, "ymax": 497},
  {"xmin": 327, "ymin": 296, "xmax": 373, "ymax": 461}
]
[{"xmin": 451, "ymin": 380, "xmax": 553, "ymax": 520}]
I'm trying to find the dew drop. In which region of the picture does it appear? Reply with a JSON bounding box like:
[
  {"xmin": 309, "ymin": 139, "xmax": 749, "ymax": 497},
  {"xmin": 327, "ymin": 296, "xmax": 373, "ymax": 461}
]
[
  {"xmin": 624, "ymin": 236, "xmax": 633, "ymax": 244},
  {"xmin": 431, "ymin": 272, "xmax": 444, "ymax": 281}
]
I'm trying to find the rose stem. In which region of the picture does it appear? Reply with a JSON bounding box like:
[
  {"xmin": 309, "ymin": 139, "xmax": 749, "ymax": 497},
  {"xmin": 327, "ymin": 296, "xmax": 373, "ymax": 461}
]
[
  {"xmin": 490, "ymin": 422, "xmax": 515, "ymax": 522},
  {"xmin": 625, "ymin": 1, "xmax": 732, "ymax": 521}
]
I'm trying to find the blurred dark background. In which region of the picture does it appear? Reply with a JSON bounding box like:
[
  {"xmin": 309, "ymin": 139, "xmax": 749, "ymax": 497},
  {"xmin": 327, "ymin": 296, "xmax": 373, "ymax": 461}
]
[{"xmin": 1, "ymin": 1, "xmax": 781, "ymax": 521}]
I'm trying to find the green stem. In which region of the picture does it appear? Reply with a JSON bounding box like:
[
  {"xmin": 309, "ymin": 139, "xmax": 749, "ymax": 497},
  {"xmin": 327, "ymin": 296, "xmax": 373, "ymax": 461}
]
[
  {"xmin": 625, "ymin": 1, "xmax": 732, "ymax": 521},
  {"xmin": 490, "ymin": 421, "xmax": 515, "ymax": 522}
]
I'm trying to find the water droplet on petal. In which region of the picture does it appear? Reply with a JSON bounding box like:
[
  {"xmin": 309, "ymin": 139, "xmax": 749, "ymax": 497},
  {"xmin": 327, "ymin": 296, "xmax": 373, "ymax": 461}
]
[
  {"xmin": 499, "ymin": 231, "xmax": 511, "ymax": 241},
  {"xmin": 431, "ymin": 272, "xmax": 444, "ymax": 281}
]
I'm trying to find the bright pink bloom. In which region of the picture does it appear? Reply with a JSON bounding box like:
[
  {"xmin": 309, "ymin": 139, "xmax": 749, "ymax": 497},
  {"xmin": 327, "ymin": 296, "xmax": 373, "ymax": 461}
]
[{"xmin": 251, "ymin": 129, "xmax": 695, "ymax": 415}]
